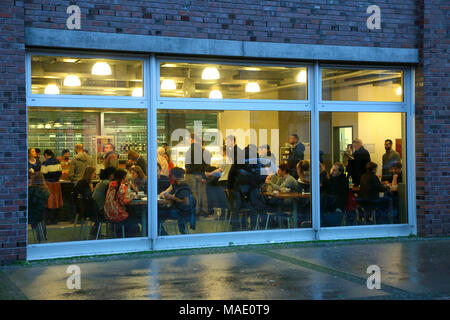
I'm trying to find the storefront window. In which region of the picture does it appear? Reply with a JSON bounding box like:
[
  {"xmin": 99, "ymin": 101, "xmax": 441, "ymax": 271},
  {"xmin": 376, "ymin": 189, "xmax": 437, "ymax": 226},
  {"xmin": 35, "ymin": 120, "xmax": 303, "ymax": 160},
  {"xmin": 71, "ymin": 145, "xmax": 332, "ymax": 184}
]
[
  {"xmin": 322, "ymin": 68, "xmax": 403, "ymax": 102},
  {"xmin": 31, "ymin": 55, "xmax": 144, "ymax": 96},
  {"xmin": 156, "ymin": 109, "xmax": 311, "ymax": 235},
  {"xmin": 159, "ymin": 62, "xmax": 308, "ymax": 100},
  {"xmin": 27, "ymin": 107, "xmax": 148, "ymax": 244},
  {"xmin": 319, "ymin": 112, "xmax": 407, "ymax": 227}
]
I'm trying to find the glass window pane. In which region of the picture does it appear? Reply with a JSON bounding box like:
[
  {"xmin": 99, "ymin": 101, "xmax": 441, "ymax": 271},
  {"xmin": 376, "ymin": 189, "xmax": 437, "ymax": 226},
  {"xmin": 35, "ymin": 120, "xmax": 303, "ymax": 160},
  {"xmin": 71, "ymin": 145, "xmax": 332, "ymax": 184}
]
[
  {"xmin": 319, "ymin": 112, "xmax": 407, "ymax": 227},
  {"xmin": 160, "ymin": 62, "xmax": 308, "ymax": 100},
  {"xmin": 31, "ymin": 55, "xmax": 144, "ymax": 96},
  {"xmin": 322, "ymin": 68, "xmax": 403, "ymax": 102},
  {"xmin": 156, "ymin": 109, "xmax": 311, "ymax": 235},
  {"xmin": 27, "ymin": 107, "xmax": 148, "ymax": 244}
]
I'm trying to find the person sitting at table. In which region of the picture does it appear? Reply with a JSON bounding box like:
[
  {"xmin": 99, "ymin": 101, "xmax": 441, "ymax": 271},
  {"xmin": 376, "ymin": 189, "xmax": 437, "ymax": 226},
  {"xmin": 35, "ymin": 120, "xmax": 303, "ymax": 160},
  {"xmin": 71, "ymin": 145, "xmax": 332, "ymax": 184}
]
[
  {"xmin": 41, "ymin": 149, "xmax": 63, "ymax": 225},
  {"xmin": 296, "ymin": 160, "xmax": 310, "ymax": 193},
  {"xmin": 74, "ymin": 167, "xmax": 98, "ymax": 224},
  {"xmin": 265, "ymin": 163, "xmax": 298, "ymax": 192},
  {"xmin": 389, "ymin": 161, "xmax": 403, "ymax": 192},
  {"xmin": 157, "ymin": 163, "xmax": 170, "ymax": 194},
  {"xmin": 259, "ymin": 144, "xmax": 277, "ymax": 177},
  {"xmin": 325, "ymin": 162, "xmax": 349, "ymax": 212},
  {"xmin": 359, "ymin": 162, "xmax": 389, "ymax": 201},
  {"xmin": 93, "ymin": 166, "xmax": 116, "ymax": 215},
  {"xmin": 28, "ymin": 171, "xmax": 50, "ymax": 242},
  {"xmin": 160, "ymin": 167, "xmax": 195, "ymax": 235},
  {"xmin": 128, "ymin": 150, "xmax": 147, "ymax": 175},
  {"xmin": 128, "ymin": 165, "xmax": 147, "ymax": 194},
  {"xmin": 104, "ymin": 169, "xmax": 137, "ymax": 237}
]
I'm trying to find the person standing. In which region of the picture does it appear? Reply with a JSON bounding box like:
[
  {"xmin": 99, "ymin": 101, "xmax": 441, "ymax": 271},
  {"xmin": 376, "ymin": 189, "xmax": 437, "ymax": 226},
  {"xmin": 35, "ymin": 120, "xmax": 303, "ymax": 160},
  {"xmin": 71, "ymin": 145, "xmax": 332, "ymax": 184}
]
[
  {"xmin": 41, "ymin": 149, "xmax": 63, "ymax": 225},
  {"xmin": 28, "ymin": 148, "xmax": 41, "ymax": 173},
  {"xmin": 57, "ymin": 149, "xmax": 71, "ymax": 180},
  {"xmin": 103, "ymin": 143, "xmax": 119, "ymax": 169},
  {"xmin": 69, "ymin": 144, "xmax": 95, "ymax": 183},
  {"xmin": 346, "ymin": 138, "xmax": 371, "ymax": 187},
  {"xmin": 28, "ymin": 172, "xmax": 50, "ymax": 242},
  {"xmin": 157, "ymin": 147, "xmax": 169, "ymax": 177},
  {"xmin": 185, "ymin": 134, "xmax": 211, "ymax": 216},
  {"xmin": 287, "ymin": 134, "xmax": 305, "ymax": 179},
  {"xmin": 381, "ymin": 139, "xmax": 401, "ymax": 183}
]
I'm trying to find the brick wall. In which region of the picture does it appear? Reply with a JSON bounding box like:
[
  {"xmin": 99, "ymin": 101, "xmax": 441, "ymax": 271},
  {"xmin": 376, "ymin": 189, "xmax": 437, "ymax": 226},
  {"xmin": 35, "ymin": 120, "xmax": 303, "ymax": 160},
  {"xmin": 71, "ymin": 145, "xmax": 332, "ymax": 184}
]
[
  {"xmin": 23, "ymin": 0, "xmax": 419, "ymax": 48},
  {"xmin": 0, "ymin": 0, "xmax": 27, "ymax": 265},
  {"xmin": 415, "ymin": 0, "xmax": 450, "ymax": 237}
]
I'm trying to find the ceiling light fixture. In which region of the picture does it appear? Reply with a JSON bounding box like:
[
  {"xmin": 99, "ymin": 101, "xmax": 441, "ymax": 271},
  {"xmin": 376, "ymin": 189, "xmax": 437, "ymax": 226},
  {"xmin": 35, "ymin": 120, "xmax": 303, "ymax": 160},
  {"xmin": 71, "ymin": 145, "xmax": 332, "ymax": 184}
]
[
  {"xmin": 201, "ymin": 67, "xmax": 220, "ymax": 80},
  {"xmin": 63, "ymin": 75, "xmax": 81, "ymax": 86},
  {"xmin": 92, "ymin": 62, "xmax": 112, "ymax": 75},
  {"xmin": 209, "ymin": 89, "xmax": 223, "ymax": 99},
  {"xmin": 161, "ymin": 79, "xmax": 176, "ymax": 90},
  {"xmin": 245, "ymin": 82, "xmax": 260, "ymax": 93},
  {"xmin": 297, "ymin": 70, "xmax": 307, "ymax": 83},
  {"xmin": 396, "ymin": 86, "xmax": 402, "ymax": 96},
  {"xmin": 44, "ymin": 84, "xmax": 60, "ymax": 95},
  {"xmin": 132, "ymin": 88, "xmax": 143, "ymax": 97}
]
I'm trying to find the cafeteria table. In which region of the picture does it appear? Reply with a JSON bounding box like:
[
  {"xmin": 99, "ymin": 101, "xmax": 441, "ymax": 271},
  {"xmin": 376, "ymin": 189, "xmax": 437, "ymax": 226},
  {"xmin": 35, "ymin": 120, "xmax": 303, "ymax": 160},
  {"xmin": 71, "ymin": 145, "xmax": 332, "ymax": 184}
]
[{"xmin": 263, "ymin": 191, "xmax": 310, "ymax": 228}]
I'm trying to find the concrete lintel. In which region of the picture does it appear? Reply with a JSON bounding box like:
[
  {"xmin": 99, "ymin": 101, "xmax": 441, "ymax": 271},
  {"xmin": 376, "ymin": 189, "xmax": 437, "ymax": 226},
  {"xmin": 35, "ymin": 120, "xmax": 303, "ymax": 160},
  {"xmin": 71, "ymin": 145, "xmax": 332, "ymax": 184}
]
[{"xmin": 25, "ymin": 28, "xmax": 419, "ymax": 64}]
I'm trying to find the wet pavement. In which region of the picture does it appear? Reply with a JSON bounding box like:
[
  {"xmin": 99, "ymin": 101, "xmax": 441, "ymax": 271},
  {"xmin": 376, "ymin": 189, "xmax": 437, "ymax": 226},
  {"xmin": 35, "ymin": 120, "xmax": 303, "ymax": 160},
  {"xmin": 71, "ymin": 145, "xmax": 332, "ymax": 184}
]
[{"xmin": 1, "ymin": 238, "xmax": 449, "ymax": 300}]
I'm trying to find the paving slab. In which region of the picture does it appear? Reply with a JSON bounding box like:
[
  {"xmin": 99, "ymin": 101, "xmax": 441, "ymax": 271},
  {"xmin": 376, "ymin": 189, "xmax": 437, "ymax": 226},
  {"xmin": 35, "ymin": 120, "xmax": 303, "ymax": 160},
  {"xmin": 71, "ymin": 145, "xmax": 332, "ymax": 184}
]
[
  {"xmin": 4, "ymin": 251, "xmax": 387, "ymax": 300},
  {"xmin": 272, "ymin": 239, "xmax": 450, "ymax": 297}
]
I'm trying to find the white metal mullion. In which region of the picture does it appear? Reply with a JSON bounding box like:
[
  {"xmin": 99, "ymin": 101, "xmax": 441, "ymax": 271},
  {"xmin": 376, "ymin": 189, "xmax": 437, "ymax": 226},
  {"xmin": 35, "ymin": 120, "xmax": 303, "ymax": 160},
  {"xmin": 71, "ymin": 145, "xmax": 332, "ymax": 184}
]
[
  {"xmin": 149, "ymin": 54, "xmax": 159, "ymax": 247},
  {"xmin": 311, "ymin": 62, "xmax": 321, "ymax": 238},
  {"xmin": 406, "ymin": 67, "xmax": 417, "ymax": 235}
]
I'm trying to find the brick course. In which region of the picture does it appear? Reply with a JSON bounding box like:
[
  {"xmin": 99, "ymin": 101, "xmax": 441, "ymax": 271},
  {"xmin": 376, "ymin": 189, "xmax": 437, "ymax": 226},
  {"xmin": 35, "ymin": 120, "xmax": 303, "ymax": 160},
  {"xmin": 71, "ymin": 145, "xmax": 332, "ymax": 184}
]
[{"xmin": 0, "ymin": 0, "xmax": 448, "ymax": 264}]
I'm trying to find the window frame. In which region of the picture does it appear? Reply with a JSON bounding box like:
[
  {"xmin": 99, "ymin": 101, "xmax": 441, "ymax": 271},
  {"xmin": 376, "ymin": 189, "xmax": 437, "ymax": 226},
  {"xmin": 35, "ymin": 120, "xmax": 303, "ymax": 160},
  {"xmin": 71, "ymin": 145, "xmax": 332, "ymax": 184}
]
[{"xmin": 26, "ymin": 49, "xmax": 150, "ymax": 109}]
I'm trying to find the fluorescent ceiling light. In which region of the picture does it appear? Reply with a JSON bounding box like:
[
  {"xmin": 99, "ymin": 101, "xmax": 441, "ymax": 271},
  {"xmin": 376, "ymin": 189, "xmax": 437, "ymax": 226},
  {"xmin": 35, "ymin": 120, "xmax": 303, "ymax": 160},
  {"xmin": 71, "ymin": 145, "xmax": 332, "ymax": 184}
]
[
  {"xmin": 92, "ymin": 62, "xmax": 112, "ymax": 75},
  {"xmin": 132, "ymin": 87, "xmax": 143, "ymax": 97},
  {"xmin": 161, "ymin": 79, "xmax": 176, "ymax": 90},
  {"xmin": 63, "ymin": 58, "xmax": 78, "ymax": 63},
  {"xmin": 63, "ymin": 75, "xmax": 81, "ymax": 86},
  {"xmin": 396, "ymin": 86, "xmax": 402, "ymax": 96},
  {"xmin": 245, "ymin": 82, "xmax": 260, "ymax": 93},
  {"xmin": 209, "ymin": 89, "xmax": 223, "ymax": 99},
  {"xmin": 297, "ymin": 70, "xmax": 307, "ymax": 83},
  {"xmin": 44, "ymin": 84, "xmax": 60, "ymax": 95},
  {"xmin": 44, "ymin": 123, "xmax": 52, "ymax": 129},
  {"xmin": 202, "ymin": 67, "xmax": 220, "ymax": 80}
]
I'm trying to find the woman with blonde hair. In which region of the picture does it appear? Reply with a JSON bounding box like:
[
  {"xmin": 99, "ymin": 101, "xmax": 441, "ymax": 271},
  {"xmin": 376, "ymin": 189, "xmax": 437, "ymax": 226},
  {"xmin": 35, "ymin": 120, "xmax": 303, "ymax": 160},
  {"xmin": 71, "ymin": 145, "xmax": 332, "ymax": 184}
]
[
  {"xmin": 157, "ymin": 146, "xmax": 169, "ymax": 176},
  {"xmin": 128, "ymin": 165, "xmax": 147, "ymax": 194}
]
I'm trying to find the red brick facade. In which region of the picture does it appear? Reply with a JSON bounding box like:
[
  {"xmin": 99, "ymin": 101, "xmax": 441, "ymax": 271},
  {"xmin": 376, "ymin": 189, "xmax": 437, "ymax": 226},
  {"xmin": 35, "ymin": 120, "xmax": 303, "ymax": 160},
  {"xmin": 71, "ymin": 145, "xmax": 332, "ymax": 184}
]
[{"xmin": 0, "ymin": 0, "xmax": 448, "ymax": 264}]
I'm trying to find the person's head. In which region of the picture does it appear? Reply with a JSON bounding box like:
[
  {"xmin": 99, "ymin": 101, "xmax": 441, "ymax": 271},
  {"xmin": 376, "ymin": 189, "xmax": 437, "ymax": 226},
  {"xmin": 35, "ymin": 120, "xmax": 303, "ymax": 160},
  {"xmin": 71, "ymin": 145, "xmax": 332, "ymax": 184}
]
[
  {"xmin": 289, "ymin": 134, "xmax": 299, "ymax": 146},
  {"xmin": 277, "ymin": 163, "xmax": 290, "ymax": 177},
  {"xmin": 392, "ymin": 161, "xmax": 402, "ymax": 175},
  {"xmin": 99, "ymin": 166, "xmax": 116, "ymax": 180},
  {"xmin": 129, "ymin": 165, "xmax": 146, "ymax": 181},
  {"xmin": 61, "ymin": 149, "xmax": 70, "ymax": 159},
  {"xmin": 297, "ymin": 160, "xmax": 310, "ymax": 172},
  {"xmin": 43, "ymin": 149, "xmax": 55, "ymax": 159},
  {"xmin": 128, "ymin": 150, "xmax": 139, "ymax": 161},
  {"xmin": 170, "ymin": 167, "xmax": 185, "ymax": 184},
  {"xmin": 104, "ymin": 143, "xmax": 115, "ymax": 154},
  {"xmin": 113, "ymin": 169, "xmax": 128, "ymax": 184},
  {"xmin": 366, "ymin": 162, "xmax": 378, "ymax": 174},
  {"xmin": 384, "ymin": 139, "xmax": 393, "ymax": 151},
  {"xmin": 161, "ymin": 143, "xmax": 168, "ymax": 151},
  {"xmin": 35, "ymin": 148, "xmax": 41, "ymax": 156},
  {"xmin": 74, "ymin": 143, "xmax": 84, "ymax": 154},
  {"xmin": 352, "ymin": 138, "xmax": 363, "ymax": 151},
  {"xmin": 28, "ymin": 148, "xmax": 37, "ymax": 159},
  {"xmin": 259, "ymin": 144, "xmax": 271, "ymax": 157},
  {"xmin": 331, "ymin": 162, "xmax": 345, "ymax": 177},
  {"xmin": 81, "ymin": 166, "xmax": 96, "ymax": 183}
]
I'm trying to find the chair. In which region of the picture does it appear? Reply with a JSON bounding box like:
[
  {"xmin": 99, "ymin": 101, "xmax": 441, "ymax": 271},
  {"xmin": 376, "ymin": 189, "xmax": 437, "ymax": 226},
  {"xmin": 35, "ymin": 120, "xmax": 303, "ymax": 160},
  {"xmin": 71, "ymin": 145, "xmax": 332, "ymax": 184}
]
[{"xmin": 355, "ymin": 198, "xmax": 377, "ymax": 225}]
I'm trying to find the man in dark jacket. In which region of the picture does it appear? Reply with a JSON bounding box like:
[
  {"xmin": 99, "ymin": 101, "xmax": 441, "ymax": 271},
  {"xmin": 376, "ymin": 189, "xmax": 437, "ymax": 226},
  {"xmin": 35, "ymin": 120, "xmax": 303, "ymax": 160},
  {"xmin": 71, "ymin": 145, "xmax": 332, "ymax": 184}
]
[
  {"xmin": 359, "ymin": 162, "xmax": 389, "ymax": 201},
  {"xmin": 287, "ymin": 134, "xmax": 305, "ymax": 179},
  {"xmin": 185, "ymin": 134, "xmax": 211, "ymax": 216},
  {"xmin": 347, "ymin": 138, "xmax": 371, "ymax": 186}
]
